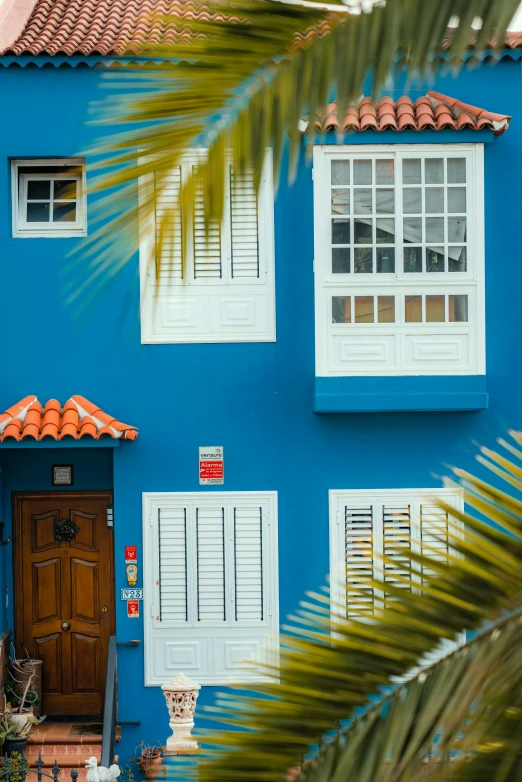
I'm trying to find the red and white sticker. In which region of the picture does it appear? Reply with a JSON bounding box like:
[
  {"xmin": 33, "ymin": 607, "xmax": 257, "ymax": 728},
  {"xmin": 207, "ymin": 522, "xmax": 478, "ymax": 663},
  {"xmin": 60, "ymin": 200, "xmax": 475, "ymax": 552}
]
[
  {"xmin": 125, "ymin": 546, "xmax": 137, "ymax": 563},
  {"xmin": 127, "ymin": 600, "xmax": 140, "ymax": 618},
  {"xmin": 199, "ymin": 446, "xmax": 224, "ymax": 485}
]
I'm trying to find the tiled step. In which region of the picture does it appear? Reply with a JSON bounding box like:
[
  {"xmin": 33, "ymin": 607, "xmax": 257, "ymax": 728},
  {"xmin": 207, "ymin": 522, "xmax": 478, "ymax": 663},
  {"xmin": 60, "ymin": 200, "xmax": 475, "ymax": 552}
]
[
  {"xmin": 25, "ymin": 742, "xmax": 101, "ymax": 768},
  {"xmin": 26, "ymin": 724, "xmax": 105, "ymax": 770}
]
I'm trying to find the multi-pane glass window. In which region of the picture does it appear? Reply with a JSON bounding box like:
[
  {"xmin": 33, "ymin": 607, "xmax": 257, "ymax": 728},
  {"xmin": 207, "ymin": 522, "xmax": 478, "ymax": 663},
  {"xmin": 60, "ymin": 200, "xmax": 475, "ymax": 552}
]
[
  {"xmin": 315, "ymin": 145, "xmax": 484, "ymax": 377},
  {"xmin": 330, "ymin": 155, "xmax": 468, "ymax": 276},
  {"xmin": 23, "ymin": 176, "xmax": 78, "ymax": 224},
  {"xmin": 331, "ymin": 158, "xmax": 396, "ymax": 274},
  {"xmin": 12, "ymin": 161, "xmax": 86, "ymax": 237},
  {"xmin": 402, "ymin": 157, "xmax": 467, "ymax": 274}
]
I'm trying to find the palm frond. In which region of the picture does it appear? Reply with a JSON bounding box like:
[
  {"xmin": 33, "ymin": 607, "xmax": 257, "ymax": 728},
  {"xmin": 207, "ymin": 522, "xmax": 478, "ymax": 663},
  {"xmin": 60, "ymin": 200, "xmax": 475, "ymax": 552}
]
[
  {"xmin": 300, "ymin": 609, "xmax": 522, "ymax": 782},
  {"xmin": 193, "ymin": 429, "xmax": 522, "ymax": 781},
  {"xmin": 73, "ymin": 0, "xmax": 519, "ymax": 304}
]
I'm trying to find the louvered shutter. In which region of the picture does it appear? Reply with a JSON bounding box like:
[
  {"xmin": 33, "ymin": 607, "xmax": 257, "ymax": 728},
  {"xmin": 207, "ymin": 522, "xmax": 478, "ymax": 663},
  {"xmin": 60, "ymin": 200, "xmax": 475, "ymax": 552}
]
[
  {"xmin": 382, "ymin": 504, "xmax": 412, "ymax": 605},
  {"xmin": 344, "ymin": 506, "xmax": 375, "ymax": 616},
  {"xmin": 196, "ymin": 506, "xmax": 226, "ymax": 621},
  {"xmin": 233, "ymin": 506, "xmax": 264, "ymax": 621},
  {"xmin": 144, "ymin": 492, "xmax": 278, "ymax": 685},
  {"xmin": 230, "ymin": 168, "xmax": 259, "ymax": 279},
  {"xmin": 153, "ymin": 167, "xmax": 183, "ymax": 281},
  {"xmin": 140, "ymin": 151, "xmax": 275, "ymax": 344},
  {"xmin": 158, "ymin": 506, "xmax": 188, "ymax": 622},
  {"xmin": 193, "ymin": 165, "xmax": 222, "ymax": 279},
  {"xmin": 332, "ymin": 490, "xmax": 463, "ymax": 621}
]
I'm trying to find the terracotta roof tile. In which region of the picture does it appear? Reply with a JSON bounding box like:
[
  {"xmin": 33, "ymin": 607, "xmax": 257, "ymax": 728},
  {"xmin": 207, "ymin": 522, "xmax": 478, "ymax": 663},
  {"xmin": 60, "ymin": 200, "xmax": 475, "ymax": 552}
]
[
  {"xmin": 303, "ymin": 91, "xmax": 511, "ymax": 136},
  {"xmin": 0, "ymin": 395, "xmax": 138, "ymax": 441},
  {"xmin": 3, "ymin": 4, "xmax": 522, "ymax": 58},
  {"xmin": 0, "ymin": 0, "xmax": 231, "ymax": 56},
  {"xmin": 293, "ymin": 25, "xmax": 522, "ymax": 52}
]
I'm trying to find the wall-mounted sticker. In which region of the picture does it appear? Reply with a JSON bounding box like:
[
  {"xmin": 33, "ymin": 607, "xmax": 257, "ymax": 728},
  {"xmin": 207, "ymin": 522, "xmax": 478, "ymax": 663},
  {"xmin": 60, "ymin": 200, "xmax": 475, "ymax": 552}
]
[
  {"xmin": 127, "ymin": 599, "xmax": 139, "ymax": 618},
  {"xmin": 52, "ymin": 465, "xmax": 73, "ymax": 486},
  {"xmin": 125, "ymin": 545, "xmax": 137, "ymax": 563},
  {"xmin": 121, "ymin": 588, "xmax": 143, "ymax": 600},
  {"xmin": 199, "ymin": 446, "xmax": 224, "ymax": 485},
  {"xmin": 126, "ymin": 564, "xmax": 138, "ymax": 586}
]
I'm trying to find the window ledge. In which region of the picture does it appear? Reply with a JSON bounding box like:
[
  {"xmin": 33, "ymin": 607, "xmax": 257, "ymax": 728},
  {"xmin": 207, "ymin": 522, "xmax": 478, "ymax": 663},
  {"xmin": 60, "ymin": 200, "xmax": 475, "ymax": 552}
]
[{"xmin": 314, "ymin": 376, "xmax": 488, "ymax": 413}]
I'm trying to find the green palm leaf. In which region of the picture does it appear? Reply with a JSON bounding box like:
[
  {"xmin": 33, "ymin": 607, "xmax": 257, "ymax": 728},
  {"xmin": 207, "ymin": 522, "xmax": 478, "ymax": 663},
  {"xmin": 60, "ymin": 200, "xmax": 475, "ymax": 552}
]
[
  {"xmin": 193, "ymin": 430, "xmax": 522, "ymax": 781},
  {"xmin": 75, "ymin": 0, "xmax": 519, "ymax": 302}
]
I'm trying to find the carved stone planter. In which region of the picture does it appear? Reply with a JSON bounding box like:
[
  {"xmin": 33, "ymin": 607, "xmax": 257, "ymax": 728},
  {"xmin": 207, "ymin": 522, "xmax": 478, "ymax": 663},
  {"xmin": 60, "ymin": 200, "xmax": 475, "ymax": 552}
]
[{"xmin": 161, "ymin": 673, "xmax": 201, "ymax": 755}]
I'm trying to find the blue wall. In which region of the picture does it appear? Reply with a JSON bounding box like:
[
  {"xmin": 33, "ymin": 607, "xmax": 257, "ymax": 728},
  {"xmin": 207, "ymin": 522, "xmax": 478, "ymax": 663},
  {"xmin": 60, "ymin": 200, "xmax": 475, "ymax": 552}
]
[{"xmin": 1, "ymin": 56, "xmax": 522, "ymax": 761}]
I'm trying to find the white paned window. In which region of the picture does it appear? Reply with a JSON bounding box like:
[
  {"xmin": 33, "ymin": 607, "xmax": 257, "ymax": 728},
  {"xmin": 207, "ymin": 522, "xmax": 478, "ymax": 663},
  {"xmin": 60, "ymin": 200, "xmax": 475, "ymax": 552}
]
[
  {"xmin": 143, "ymin": 492, "xmax": 279, "ymax": 686},
  {"xmin": 12, "ymin": 159, "xmax": 87, "ymax": 238},
  {"xmin": 329, "ymin": 488, "xmax": 465, "ymax": 657},
  {"xmin": 139, "ymin": 151, "xmax": 275, "ymax": 344},
  {"xmin": 314, "ymin": 145, "xmax": 485, "ymax": 376}
]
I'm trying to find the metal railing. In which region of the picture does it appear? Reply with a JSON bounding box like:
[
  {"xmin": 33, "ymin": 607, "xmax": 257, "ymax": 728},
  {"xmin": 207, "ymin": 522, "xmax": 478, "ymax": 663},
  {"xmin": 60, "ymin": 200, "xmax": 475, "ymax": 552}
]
[
  {"xmin": 0, "ymin": 754, "xmax": 78, "ymax": 782},
  {"xmin": 101, "ymin": 634, "xmax": 117, "ymax": 768}
]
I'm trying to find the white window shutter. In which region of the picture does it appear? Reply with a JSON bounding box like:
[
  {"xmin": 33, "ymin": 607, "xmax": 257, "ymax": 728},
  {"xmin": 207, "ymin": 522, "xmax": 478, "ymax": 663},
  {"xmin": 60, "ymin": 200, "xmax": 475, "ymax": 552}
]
[
  {"xmin": 158, "ymin": 506, "xmax": 188, "ymax": 623},
  {"xmin": 331, "ymin": 489, "xmax": 464, "ymax": 628},
  {"xmin": 144, "ymin": 492, "xmax": 279, "ymax": 686},
  {"xmin": 382, "ymin": 504, "xmax": 412, "ymax": 605},
  {"xmin": 193, "ymin": 164, "xmax": 222, "ymax": 279},
  {"xmin": 418, "ymin": 502, "xmax": 451, "ymax": 584},
  {"xmin": 233, "ymin": 505, "xmax": 264, "ymax": 621},
  {"xmin": 140, "ymin": 150, "xmax": 275, "ymax": 344},
  {"xmin": 229, "ymin": 168, "xmax": 259, "ymax": 279},
  {"xmin": 196, "ymin": 506, "xmax": 226, "ymax": 621},
  {"xmin": 343, "ymin": 505, "xmax": 375, "ymax": 616},
  {"xmin": 154, "ymin": 167, "xmax": 183, "ymax": 281}
]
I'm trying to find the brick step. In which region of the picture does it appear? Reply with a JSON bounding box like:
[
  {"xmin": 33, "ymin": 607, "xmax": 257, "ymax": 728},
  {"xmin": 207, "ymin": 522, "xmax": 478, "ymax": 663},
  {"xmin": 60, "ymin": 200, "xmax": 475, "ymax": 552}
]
[
  {"xmin": 28, "ymin": 724, "xmax": 103, "ymax": 746},
  {"xmin": 25, "ymin": 743, "xmax": 101, "ymax": 767}
]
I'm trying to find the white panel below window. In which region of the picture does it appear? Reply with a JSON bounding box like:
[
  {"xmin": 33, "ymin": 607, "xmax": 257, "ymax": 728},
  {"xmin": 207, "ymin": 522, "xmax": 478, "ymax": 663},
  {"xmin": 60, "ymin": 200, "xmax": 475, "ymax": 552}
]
[
  {"xmin": 163, "ymin": 640, "xmax": 204, "ymax": 672},
  {"xmin": 404, "ymin": 334, "xmax": 470, "ymax": 369},
  {"xmin": 331, "ymin": 335, "xmax": 397, "ymax": 370},
  {"xmin": 145, "ymin": 289, "xmax": 274, "ymax": 343}
]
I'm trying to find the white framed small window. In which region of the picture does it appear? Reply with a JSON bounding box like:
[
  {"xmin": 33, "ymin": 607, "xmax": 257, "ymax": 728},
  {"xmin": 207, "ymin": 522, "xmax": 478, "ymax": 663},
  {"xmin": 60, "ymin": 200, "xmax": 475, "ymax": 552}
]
[
  {"xmin": 139, "ymin": 150, "xmax": 276, "ymax": 344},
  {"xmin": 143, "ymin": 491, "xmax": 279, "ymax": 686},
  {"xmin": 314, "ymin": 145, "xmax": 485, "ymax": 376},
  {"xmin": 12, "ymin": 159, "xmax": 87, "ymax": 238}
]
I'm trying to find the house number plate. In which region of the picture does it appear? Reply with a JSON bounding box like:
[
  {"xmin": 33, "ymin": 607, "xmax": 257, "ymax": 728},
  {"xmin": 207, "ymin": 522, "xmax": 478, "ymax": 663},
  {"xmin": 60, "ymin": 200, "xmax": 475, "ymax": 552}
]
[{"xmin": 120, "ymin": 588, "xmax": 144, "ymax": 600}]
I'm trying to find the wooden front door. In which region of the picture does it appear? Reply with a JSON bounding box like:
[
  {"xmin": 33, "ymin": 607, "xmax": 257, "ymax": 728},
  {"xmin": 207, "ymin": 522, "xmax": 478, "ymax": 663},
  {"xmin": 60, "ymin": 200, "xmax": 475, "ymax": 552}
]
[{"xmin": 14, "ymin": 492, "xmax": 115, "ymax": 716}]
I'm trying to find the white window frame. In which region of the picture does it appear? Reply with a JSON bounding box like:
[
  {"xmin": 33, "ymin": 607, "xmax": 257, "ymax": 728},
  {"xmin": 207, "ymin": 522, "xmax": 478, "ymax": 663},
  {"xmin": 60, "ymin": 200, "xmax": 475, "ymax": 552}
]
[
  {"xmin": 11, "ymin": 159, "xmax": 87, "ymax": 238},
  {"xmin": 139, "ymin": 150, "xmax": 276, "ymax": 344},
  {"xmin": 313, "ymin": 144, "xmax": 485, "ymax": 376},
  {"xmin": 143, "ymin": 491, "xmax": 279, "ymax": 686}
]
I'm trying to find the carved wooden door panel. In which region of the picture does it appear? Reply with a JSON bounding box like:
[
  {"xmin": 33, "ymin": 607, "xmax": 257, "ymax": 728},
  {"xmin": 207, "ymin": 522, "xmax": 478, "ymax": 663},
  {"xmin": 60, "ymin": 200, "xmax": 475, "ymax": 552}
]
[{"xmin": 14, "ymin": 493, "xmax": 115, "ymax": 715}]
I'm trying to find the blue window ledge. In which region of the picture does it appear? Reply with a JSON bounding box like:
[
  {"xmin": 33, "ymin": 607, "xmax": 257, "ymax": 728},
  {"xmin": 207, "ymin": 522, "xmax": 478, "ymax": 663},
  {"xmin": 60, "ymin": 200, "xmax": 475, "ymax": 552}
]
[{"xmin": 314, "ymin": 376, "xmax": 488, "ymax": 413}]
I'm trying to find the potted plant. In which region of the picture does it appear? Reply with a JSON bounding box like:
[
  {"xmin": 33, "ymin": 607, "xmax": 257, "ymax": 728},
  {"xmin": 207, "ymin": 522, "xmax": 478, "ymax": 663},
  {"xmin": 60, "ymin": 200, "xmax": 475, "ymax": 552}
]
[
  {"xmin": 0, "ymin": 710, "xmax": 17, "ymax": 748},
  {"xmin": 1, "ymin": 702, "xmax": 36, "ymax": 756},
  {"xmin": 135, "ymin": 741, "xmax": 164, "ymax": 779}
]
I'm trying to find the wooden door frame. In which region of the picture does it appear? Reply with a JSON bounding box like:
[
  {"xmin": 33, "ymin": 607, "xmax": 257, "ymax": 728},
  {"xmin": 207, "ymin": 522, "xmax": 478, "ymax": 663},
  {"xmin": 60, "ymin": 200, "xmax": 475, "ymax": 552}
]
[{"xmin": 12, "ymin": 491, "xmax": 116, "ymax": 654}]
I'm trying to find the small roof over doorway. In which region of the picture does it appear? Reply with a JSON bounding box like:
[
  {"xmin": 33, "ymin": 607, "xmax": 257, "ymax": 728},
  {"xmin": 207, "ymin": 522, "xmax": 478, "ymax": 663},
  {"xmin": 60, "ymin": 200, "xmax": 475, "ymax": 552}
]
[{"xmin": 0, "ymin": 395, "xmax": 138, "ymax": 442}]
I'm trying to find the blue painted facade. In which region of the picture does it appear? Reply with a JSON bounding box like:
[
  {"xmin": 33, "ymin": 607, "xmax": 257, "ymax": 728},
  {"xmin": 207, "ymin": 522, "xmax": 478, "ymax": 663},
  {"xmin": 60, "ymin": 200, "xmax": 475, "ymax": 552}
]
[{"xmin": 0, "ymin": 54, "xmax": 521, "ymax": 762}]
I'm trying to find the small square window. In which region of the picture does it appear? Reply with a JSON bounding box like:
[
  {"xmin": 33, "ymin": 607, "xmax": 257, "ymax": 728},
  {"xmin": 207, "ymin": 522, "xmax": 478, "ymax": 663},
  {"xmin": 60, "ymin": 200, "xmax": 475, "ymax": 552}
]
[{"xmin": 12, "ymin": 159, "xmax": 86, "ymax": 238}]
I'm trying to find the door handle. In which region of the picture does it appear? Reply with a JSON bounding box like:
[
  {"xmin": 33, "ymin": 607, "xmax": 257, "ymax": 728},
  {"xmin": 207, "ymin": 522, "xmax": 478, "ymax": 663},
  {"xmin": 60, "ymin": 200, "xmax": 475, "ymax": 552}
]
[{"xmin": 61, "ymin": 621, "xmax": 71, "ymax": 631}]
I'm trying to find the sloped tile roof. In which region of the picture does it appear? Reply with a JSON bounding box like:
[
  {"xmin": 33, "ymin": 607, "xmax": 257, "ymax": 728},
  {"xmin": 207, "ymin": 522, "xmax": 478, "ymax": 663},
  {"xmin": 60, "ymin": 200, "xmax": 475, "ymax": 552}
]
[
  {"xmin": 0, "ymin": 0, "xmax": 234, "ymax": 56},
  {"xmin": 1, "ymin": 1, "xmax": 522, "ymax": 57},
  {"xmin": 302, "ymin": 91, "xmax": 511, "ymax": 136},
  {"xmin": 0, "ymin": 395, "xmax": 138, "ymax": 441},
  {"xmin": 293, "ymin": 25, "xmax": 522, "ymax": 51}
]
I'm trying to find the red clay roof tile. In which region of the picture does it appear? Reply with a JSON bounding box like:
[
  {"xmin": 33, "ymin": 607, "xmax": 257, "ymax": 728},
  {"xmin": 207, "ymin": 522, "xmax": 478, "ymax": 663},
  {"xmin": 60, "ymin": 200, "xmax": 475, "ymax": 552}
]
[
  {"xmin": 0, "ymin": 0, "xmax": 229, "ymax": 56},
  {"xmin": 304, "ymin": 91, "xmax": 511, "ymax": 136},
  {"xmin": 2, "ymin": 5, "xmax": 522, "ymax": 58},
  {"xmin": 0, "ymin": 395, "xmax": 138, "ymax": 441}
]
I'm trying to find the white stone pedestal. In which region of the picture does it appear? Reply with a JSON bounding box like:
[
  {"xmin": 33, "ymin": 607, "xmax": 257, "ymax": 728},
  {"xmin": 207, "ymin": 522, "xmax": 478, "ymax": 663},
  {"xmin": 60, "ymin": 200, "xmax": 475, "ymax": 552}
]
[{"xmin": 161, "ymin": 673, "xmax": 201, "ymax": 755}]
